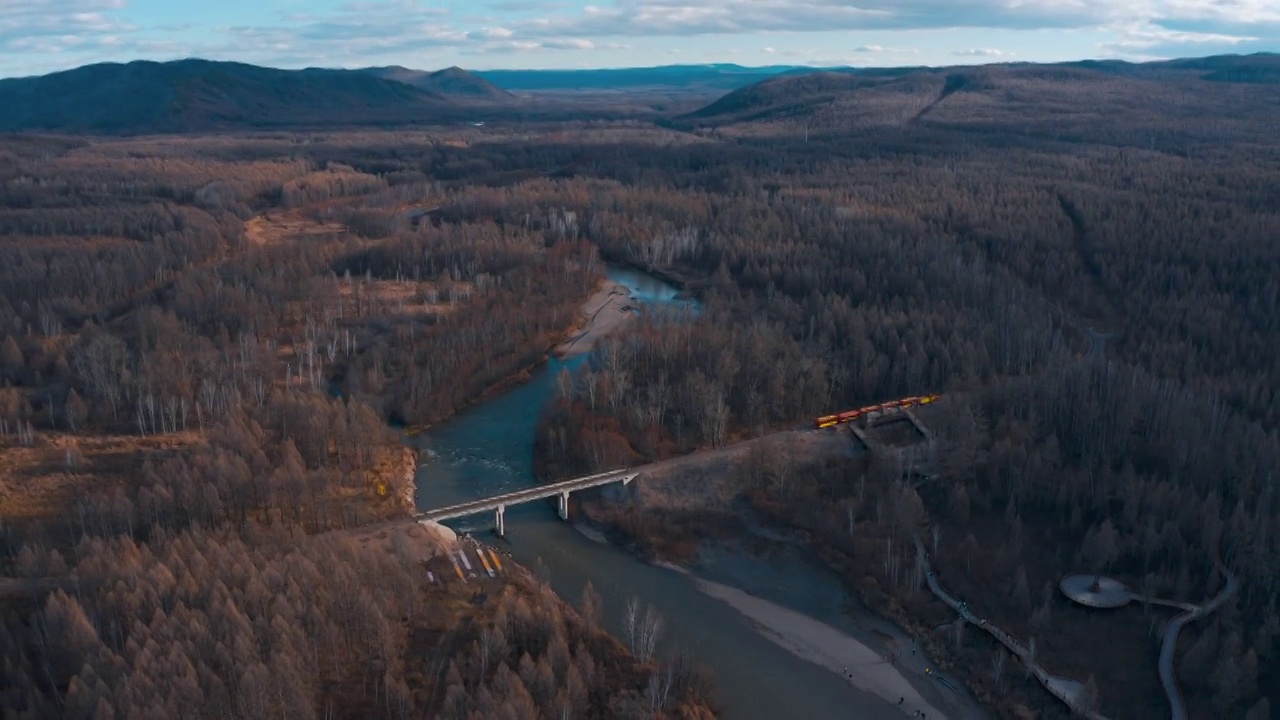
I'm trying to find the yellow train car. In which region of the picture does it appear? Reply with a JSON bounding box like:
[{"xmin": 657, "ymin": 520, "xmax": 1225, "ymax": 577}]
[{"xmin": 814, "ymin": 393, "xmax": 942, "ymax": 429}]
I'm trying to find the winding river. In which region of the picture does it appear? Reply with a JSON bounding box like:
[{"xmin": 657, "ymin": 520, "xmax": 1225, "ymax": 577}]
[{"xmin": 413, "ymin": 267, "xmax": 912, "ymax": 719}]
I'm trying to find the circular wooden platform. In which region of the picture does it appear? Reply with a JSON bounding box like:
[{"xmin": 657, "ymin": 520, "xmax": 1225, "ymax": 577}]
[{"xmin": 1059, "ymin": 574, "xmax": 1133, "ymax": 608}]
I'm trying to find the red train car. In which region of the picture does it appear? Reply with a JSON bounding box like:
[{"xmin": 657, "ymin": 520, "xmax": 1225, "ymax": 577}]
[{"xmin": 813, "ymin": 394, "xmax": 940, "ymax": 429}]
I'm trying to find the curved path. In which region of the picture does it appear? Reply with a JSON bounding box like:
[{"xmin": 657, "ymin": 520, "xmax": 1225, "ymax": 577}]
[
  {"xmin": 1132, "ymin": 594, "xmax": 1197, "ymax": 613},
  {"xmin": 1044, "ymin": 303, "xmax": 1245, "ymax": 720},
  {"xmin": 1157, "ymin": 565, "xmax": 1238, "ymax": 720},
  {"xmin": 1083, "ymin": 326, "xmax": 1114, "ymax": 362},
  {"xmin": 911, "ymin": 534, "xmax": 1110, "ymax": 720}
]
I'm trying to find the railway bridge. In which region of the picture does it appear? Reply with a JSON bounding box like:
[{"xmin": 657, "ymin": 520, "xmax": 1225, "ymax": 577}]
[{"xmin": 415, "ymin": 468, "xmax": 638, "ymax": 536}]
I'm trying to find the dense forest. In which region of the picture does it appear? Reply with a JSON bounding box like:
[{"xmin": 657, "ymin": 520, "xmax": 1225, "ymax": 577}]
[
  {"xmin": 1, "ymin": 56, "xmax": 1278, "ymax": 720},
  {"xmin": 530, "ymin": 65, "xmax": 1279, "ymax": 718},
  {"xmin": 0, "ymin": 132, "xmax": 712, "ymax": 718},
  {"xmin": 1, "ymin": 524, "xmax": 713, "ymax": 719}
]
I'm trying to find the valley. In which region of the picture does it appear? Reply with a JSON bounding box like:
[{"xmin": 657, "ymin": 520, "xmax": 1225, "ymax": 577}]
[{"xmin": 1, "ymin": 52, "xmax": 1278, "ymax": 720}]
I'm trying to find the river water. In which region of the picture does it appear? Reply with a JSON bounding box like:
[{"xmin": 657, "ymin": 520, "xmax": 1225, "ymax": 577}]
[{"xmin": 413, "ymin": 266, "xmax": 904, "ymax": 719}]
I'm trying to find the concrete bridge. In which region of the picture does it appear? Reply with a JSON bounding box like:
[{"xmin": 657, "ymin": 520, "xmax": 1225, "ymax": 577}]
[{"xmin": 415, "ymin": 468, "xmax": 638, "ymax": 536}]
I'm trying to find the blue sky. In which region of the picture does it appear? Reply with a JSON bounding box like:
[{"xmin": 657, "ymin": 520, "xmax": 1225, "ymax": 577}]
[{"xmin": 1, "ymin": 0, "xmax": 1276, "ymax": 78}]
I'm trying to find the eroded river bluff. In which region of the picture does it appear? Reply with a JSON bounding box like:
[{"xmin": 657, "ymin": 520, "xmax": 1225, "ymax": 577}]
[{"xmin": 412, "ymin": 266, "xmax": 985, "ymax": 720}]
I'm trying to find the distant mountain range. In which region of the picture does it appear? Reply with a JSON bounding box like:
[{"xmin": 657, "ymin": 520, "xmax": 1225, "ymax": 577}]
[
  {"xmin": 0, "ymin": 53, "xmax": 1273, "ymax": 135},
  {"xmin": 472, "ymin": 64, "xmax": 823, "ymax": 92},
  {"xmin": 360, "ymin": 66, "xmax": 513, "ymax": 100},
  {"xmin": 679, "ymin": 51, "xmax": 1280, "ymax": 118},
  {"xmin": 675, "ymin": 52, "xmax": 1279, "ymax": 136},
  {"xmin": 0, "ymin": 59, "xmax": 475, "ymax": 133},
  {"xmin": 483, "ymin": 54, "xmax": 1278, "ymax": 91},
  {"xmin": 0, "ymin": 59, "xmax": 811, "ymax": 133}
]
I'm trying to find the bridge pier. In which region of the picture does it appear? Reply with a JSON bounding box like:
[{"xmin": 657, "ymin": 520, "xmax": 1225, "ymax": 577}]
[
  {"xmin": 416, "ymin": 470, "xmax": 639, "ymax": 534},
  {"xmin": 903, "ymin": 408, "xmax": 933, "ymax": 442},
  {"xmin": 848, "ymin": 423, "xmax": 876, "ymax": 452}
]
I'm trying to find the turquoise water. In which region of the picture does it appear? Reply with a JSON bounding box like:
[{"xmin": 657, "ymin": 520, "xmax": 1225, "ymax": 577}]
[
  {"xmin": 413, "ymin": 267, "xmax": 904, "ymax": 719},
  {"xmin": 605, "ymin": 264, "xmax": 688, "ymax": 304}
]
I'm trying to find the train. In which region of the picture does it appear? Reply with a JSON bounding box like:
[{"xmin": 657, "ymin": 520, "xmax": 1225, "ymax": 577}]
[{"xmin": 814, "ymin": 394, "xmax": 940, "ymax": 429}]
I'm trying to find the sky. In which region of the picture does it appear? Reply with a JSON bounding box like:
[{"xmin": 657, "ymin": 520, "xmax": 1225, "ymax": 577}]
[{"xmin": 1, "ymin": 0, "xmax": 1277, "ymax": 78}]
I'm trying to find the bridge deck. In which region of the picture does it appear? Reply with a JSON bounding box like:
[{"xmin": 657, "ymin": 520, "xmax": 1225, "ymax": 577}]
[{"xmin": 415, "ymin": 468, "xmax": 636, "ymax": 523}]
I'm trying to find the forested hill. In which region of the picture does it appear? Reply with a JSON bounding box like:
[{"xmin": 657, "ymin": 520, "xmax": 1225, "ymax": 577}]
[
  {"xmin": 0, "ymin": 59, "xmax": 485, "ymax": 134},
  {"xmin": 681, "ymin": 53, "xmax": 1280, "ymax": 130},
  {"xmin": 360, "ymin": 66, "xmax": 513, "ymax": 100}
]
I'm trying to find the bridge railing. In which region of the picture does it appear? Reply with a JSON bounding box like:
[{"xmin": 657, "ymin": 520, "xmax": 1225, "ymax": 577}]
[
  {"xmin": 551, "ymin": 466, "xmax": 634, "ymax": 484},
  {"xmin": 416, "ymin": 467, "xmax": 636, "ymax": 520}
]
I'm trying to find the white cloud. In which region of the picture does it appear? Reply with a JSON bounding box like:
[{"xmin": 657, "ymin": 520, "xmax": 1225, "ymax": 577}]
[
  {"xmin": 1147, "ymin": 0, "xmax": 1280, "ymax": 25},
  {"xmin": 463, "ymin": 37, "xmax": 598, "ymax": 54},
  {"xmin": 1102, "ymin": 24, "xmax": 1258, "ymax": 51},
  {"xmin": 490, "ymin": 1, "xmax": 572, "ymax": 10},
  {"xmin": 1, "ymin": 0, "xmax": 1278, "ymax": 77},
  {"xmin": 1093, "ymin": 18, "xmax": 1269, "ymax": 60},
  {"xmin": 508, "ymin": 0, "xmax": 1115, "ymax": 38},
  {"xmin": 853, "ymin": 44, "xmax": 918, "ymax": 54},
  {"xmin": 467, "ymin": 27, "xmax": 514, "ymax": 40},
  {"xmin": 497, "ymin": 0, "xmax": 1280, "ymax": 53},
  {"xmin": 0, "ymin": 0, "xmax": 131, "ymax": 46},
  {"xmin": 952, "ymin": 47, "xmax": 1015, "ymax": 57},
  {"xmin": 541, "ymin": 37, "xmax": 595, "ymax": 49}
]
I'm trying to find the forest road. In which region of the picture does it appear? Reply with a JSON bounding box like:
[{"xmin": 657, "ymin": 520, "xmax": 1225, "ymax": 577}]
[
  {"xmin": 1157, "ymin": 566, "xmax": 1239, "ymax": 720},
  {"xmin": 911, "ymin": 534, "xmax": 1110, "ymax": 720},
  {"xmin": 1082, "ymin": 326, "xmax": 1117, "ymax": 363}
]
